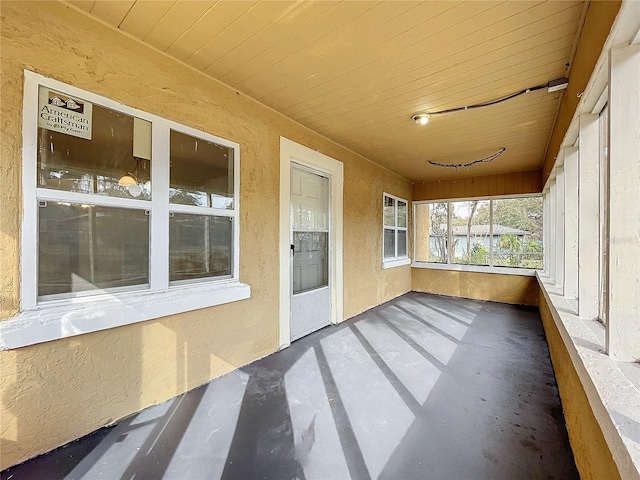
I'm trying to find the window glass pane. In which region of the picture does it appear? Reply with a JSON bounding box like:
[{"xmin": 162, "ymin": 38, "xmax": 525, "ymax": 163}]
[
  {"xmin": 170, "ymin": 130, "xmax": 234, "ymax": 209},
  {"xmin": 292, "ymin": 231, "xmax": 328, "ymax": 294},
  {"xmin": 170, "ymin": 214, "xmax": 232, "ymax": 282},
  {"xmin": 38, "ymin": 203, "xmax": 149, "ymax": 297},
  {"xmin": 397, "ymin": 230, "xmax": 407, "ymax": 257},
  {"xmin": 492, "ymin": 197, "xmax": 543, "ymax": 268},
  {"xmin": 384, "ymin": 228, "xmax": 396, "ymax": 258},
  {"xmin": 37, "ymin": 86, "xmax": 152, "ymax": 200},
  {"xmin": 384, "ymin": 196, "xmax": 395, "ymax": 226},
  {"xmin": 397, "ymin": 201, "xmax": 407, "ymax": 227},
  {"xmin": 450, "ymin": 200, "xmax": 490, "ymax": 265},
  {"xmin": 292, "ymin": 167, "xmax": 329, "ymax": 230},
  {"xmin": 424, "ymin": 202, "xmax": 448, "ymax": 263}
]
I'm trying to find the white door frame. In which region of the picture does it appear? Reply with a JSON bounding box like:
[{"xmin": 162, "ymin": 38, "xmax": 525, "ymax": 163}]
[{"xmin": 279, "ymin": 137, "xmax": 343, "ymax": 350}]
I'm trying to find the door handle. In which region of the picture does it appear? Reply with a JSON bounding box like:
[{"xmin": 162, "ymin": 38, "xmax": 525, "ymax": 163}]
[{"xmin": 291, "ymin": 244, "xmax": 295, "ymax": 256}]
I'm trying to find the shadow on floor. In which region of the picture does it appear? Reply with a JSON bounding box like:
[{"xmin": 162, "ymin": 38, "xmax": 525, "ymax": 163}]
[{"xmin": 1, "ymin": 292, "xmax": 578, "ymax": 480}]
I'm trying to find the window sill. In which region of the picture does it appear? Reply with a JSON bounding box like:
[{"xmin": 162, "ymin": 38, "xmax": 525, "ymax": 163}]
[
  {"xmin": 412, "ymin": 261, "xmax": 537, "ymax": 276},
  {"xmin": 0, "ymin": 280, "xmax": 251, "ymax": 350},
  {"xmin": 382, "ymin": 257, "xmax": 411, "ymax": 269},
  {"xmin": 537, "ymin": 272, "xmax": 640, "ymax": 480}
]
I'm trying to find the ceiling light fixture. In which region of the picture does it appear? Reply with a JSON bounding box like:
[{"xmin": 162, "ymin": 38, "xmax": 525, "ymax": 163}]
[{"xmin": 411, "ymin": 77, "xmax": 569, "ymax": 125}]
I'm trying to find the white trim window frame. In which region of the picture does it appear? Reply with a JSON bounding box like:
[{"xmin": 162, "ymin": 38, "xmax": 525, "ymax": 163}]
[
  {"xmin": 2, "ymin": 71, "xmax": 249, "ymax": 350},
  {"xmin": 382, "ymin": 192, "xmax": 410, "ymax": 269},
  {"xmin": 412, "ymin": 194, "xmax": 543, "ymax": 276}
]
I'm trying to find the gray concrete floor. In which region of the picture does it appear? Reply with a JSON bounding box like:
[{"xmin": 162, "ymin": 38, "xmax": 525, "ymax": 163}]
[{"xmin": 2, "ymin": 292, "xmax": 578, "ymax": 480}]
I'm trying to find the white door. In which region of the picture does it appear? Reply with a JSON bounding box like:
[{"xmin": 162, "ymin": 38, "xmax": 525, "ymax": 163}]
[{"xmin": 290, "ymin": 165, "xmax": 331, "ymax": 340}]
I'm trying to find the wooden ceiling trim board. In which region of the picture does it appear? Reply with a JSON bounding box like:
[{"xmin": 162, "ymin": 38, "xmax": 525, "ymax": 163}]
[
  {"xmin": 143, "ymin": 1, "xmax": 215, "ymax": 51},
  {"xmin": 245, "ymin": 1, "xmax": 420, "ymax": 100},
  {"xmin": 227, "ymin": 1, "xmax": 381, "ymax": 94},
  {"xmin": 281, "ymin": 6, "xmax": 580, "ymax": 117},
  {"xmin": 89, "ymin": 0, "xmax": 136, "ymax": 27},
  {"xmin": 166, "ymin": 1, "xmax": 258, "ymax": 62},
  {"xmin": 187, "ymin": 1, "xmax": 299, "ymax": 71},
  {"xmin": 209, "ymin": 2, "xmax": 339, "ymax": 82},
  {"xmin": 118, "ymin": 1, "xmax": 175, "ymax": 40}
]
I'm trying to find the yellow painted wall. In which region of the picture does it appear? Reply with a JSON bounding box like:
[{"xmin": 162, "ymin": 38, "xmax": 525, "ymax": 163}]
[
  {"xmin": 413, "ymin": 169, "xmax": 542, "ymax": 201},
  {"xmin": 538, "ymin": 293, "xmax": 621, "ymax": 480},
  {"xmin": 0, "ymin": 1, "xmax": 411, "ymax": 468},
  {"xmin": 412, "ymin": 269, "xmax": 539, "ymax": 306}
]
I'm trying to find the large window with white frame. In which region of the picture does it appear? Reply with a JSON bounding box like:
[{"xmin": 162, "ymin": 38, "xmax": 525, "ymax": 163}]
[
  {"xmin": 414, "ymin": 196, "xmax": 543, "ymax": 270},
  {"xmin": 23, "ymin": 73, "xmax": 240, "ymax": 307},
  {"xmin": 383, "ymin": 193, "xmax": 409, "ymax": 267}
]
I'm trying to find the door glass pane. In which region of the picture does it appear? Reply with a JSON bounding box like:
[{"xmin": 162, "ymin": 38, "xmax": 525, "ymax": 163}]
[
  {"xmin": 170, "ymin": 214, "xmax": 232, "ymax": 282},
  {"xmin": 397, "ymin": 230, "xmax": 407, "ymax": 257},
  {"xmin": 384, "ymin": 196, "xmax": 395, "ymax": 226},
  {"xmin": 384, "ymin": 229, "xmax": 396, "ymax": 258},
  {"xmin": 293, "ymin": 231, "xmax": 328, "ymax": 294},
  {"xmin": 38, "ymin": 202, "xmax": 149, "ymax": 297},
  {"xmin": 170, "ymin": 130, "xmax": 234, "ymax": 209},
  {"xmin": 37, "ymin": 86, "xmax": 152, "ymax": 200},
  {"xmin": 397, "ymin": 201, "xmax": 407, "ymax": 227},
  {"xmin": 291, "ymin": 167, "xmax": 329, "ymax": 230}
]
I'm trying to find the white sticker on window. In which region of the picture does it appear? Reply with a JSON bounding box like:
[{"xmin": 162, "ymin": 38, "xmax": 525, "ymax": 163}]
[{"xmin": 38, "ymin": 87, "xmax": 92, "ymax": 140}]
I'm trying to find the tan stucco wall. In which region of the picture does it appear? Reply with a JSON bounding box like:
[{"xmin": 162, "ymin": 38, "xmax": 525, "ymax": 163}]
[
  {"xmin": 538, "ymin": 293, "xmax": 621, "ymax": 480},
  {"xmin": 411, "ymin": 269, "xmax": 539, "ymax": 306},
  {"xmin": 0, "ymin": 1, "xmax": 411, "ymax": 468}
]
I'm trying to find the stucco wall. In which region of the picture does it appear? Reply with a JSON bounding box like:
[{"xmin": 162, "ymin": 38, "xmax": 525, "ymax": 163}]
[
  {"xmin": 0, "ymin": 1, "xmax": 411, "ymax": 468},
  {"xmin": 538, "ymin": 293, "xmax": 621, "ymax": 480},
  {"xmin": 412, "ymin": 269, "xmax": 539, "ymax": 306}
]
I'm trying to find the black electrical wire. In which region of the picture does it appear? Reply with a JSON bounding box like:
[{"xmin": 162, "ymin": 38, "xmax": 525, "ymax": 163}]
[
  {"xmin": 413, "ymin": 80, "xmax": 557, "ymax": 120},
  {"xmin": 428, "ymin": 147, "xmax": 506, "ymax": 169}
]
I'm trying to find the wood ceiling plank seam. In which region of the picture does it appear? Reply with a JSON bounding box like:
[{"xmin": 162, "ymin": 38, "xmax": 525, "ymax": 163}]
[
  {"xmin": 250, "ymin": 0, "xmax": 499, "ymax": 102},
  {"xmin": 212, "ymin": 2, "xmax": 341, "ymax": 83},
  {"xmin": 277, "ymin": 4, "xmax": 581, "ymax": 115},
  {"xmin": 247, "ymin": 0, "xmax": 422, "ymax": 100},
  {"xmin": 119, "ymin": 1, "xmax": 177, "ymax": 40},
  {"xmin": 200, "ymin": 1, "xmax": 325, "ymax": 75},
  {"xmin": 285, "ymin": 45, "xmax": 571, "ymax": 123},
  {"xmin": 293, "ymin": 55, "xmax": 569, "ymax": 128},
  {"xmin": 144, "ymin": 1, "xmax": 217, "ymax": 51},
  {"xmin": 235, "ymin": 1, "xmax": 388, "ymax": 101},
  {"xmin": 117, "ymin": 0, "xmax": 137, "ymax": 29},
  {"xmin": 89, "ymin": 0, "xmax": 137, "ymax": 27},
  {"xmin": 186, "ymin": 1, "xmax": 299, "ymax": 70},
  {"xmin": 228, "ymin": 1, "xmax": 381, "ymax": 95},
  {"xmin": 166, "ymin": 1, "xmax": 259, "ymax": 61},
  {"xmin": 141, "ymin": 0, "xmax": 178, "ymax": 41},
  {"xmin": 216, "ymin": 0, "xmax": 349, "ymax": 86},
  {"xmin": 300, "ymin": 40, "xmax": 573, "ymax": 122}
]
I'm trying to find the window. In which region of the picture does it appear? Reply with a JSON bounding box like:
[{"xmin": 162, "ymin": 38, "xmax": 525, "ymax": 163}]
[
  {"xmin": 414, "ymin": 196, "xmax": 543, "ymax": 271},
  {"xmin": 383, "ymin": 193, "xmax": 410, "ymax": 268},
  {"xmin": 20, "ymin": 72, "xmax": 248, "ymax": 331}
]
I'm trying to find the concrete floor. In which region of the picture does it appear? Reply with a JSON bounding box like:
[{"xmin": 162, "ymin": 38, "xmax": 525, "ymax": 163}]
[{"xmin": 2, "ymin": 292, "xmax": 578, "ymax": 480}]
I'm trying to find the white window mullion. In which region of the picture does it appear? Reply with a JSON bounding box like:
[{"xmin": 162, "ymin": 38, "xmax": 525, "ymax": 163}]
[
  {"xmin": 555, "ymin": 166, "xmax": 565, "ymax": 294},
  {"xmin": 21, "ymin": 73, "xmax": 40, "ymax": 309},
  {"xmin": 578, "ymin": 114, "xmax": 600, "ymax": 319},
  {"xmin": 606, "ymin": 43, "xmax": 640, "ymax": 361},
  {"xmin": 549, "ymin": 181, "xmax": 557, "ymax": 282},
  {"xmin": 564, "ymin": 147, "xmax": 579, "ymax": 300},
  {"xmin": 150, "ymin": 120, "xmax": 170, "ymax": 291},
  {"xmin": 489, "ymin": 199, "xmax": 494, "ymax": 267}
]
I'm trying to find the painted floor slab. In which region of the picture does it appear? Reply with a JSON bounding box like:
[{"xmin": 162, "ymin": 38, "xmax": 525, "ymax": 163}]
[{"xmin": 2, "ymin": 293, "xmax": 578, "ymax": 480}]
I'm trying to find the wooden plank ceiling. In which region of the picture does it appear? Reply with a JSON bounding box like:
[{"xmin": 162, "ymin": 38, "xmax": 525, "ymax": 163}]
[{"xmin": 68, "ymin": 0, "xmax": 587, "ymax": 182}]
